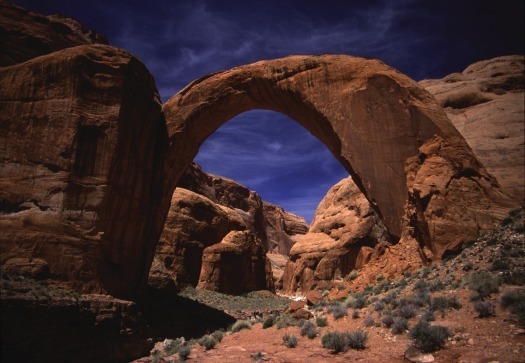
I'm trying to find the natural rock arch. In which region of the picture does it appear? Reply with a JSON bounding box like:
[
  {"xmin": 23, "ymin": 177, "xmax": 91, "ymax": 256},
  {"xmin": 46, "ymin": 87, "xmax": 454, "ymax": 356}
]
[{"xmin": 162, "ymin": 54, "xmax": 515, "ymax": 261}]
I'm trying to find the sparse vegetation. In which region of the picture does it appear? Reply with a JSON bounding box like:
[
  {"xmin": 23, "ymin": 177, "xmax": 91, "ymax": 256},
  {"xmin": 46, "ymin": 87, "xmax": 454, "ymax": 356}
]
[
  {"xmin": 381, "ymin": 315, "xmax": 394, "ymax": 328},
  {"xmin": 300, "ymin": 321, "xmax": 319, "ymax": 339},
  {"xmin": 262, "ymin": 316, "xmax": 275, "ymax": 329},
  {"xmin": 211, "ymin": 330, "xmax": 224, "ymax": 342},
  {"xmin": 282, "ymin": 333, "xmax": 298, "ymax": 348},
  {"xmin": 408, "ymin": 321, "xmax": 450, "ymax": 352},
  {"xmin": 198, "ymin": 335, "xmax": 217, "ymax": 350},
  {"xmin": 474, "ymin": 301, "xmax": 495, "ymax": 318},
  {"xmin": 352, "ymin": 309, "xmax": 360, "ymax": 319},
  {"xmin": 231, "ymin": 320, "xmax": 252, "ymax": 333},
  {"xmin": 391, "ymin": 317, "xmax": 409, "ymax": 335},
  {"xmin": 500, "ymin": 288, "xmax": 525, "ymax": 327},
  {"xmin": 465, "ymin": 271, "xmax": 500, "ymax": 300},
  {"xmin": 275, "ymin": 313, "xmax": 296, "ymax": 329},
  {"xmin": 363, "ymin": 315, "xmax": 375, "ymax": 327},
  {"xmin": 327, "ymin": 303, "xmax": 348, "ymax": 320},
  {"xmin": 430, "ymin": 295, "xmax": 462, "ymax": 314},
  {"xmin": 179, "ymin": 345, "xmax": 191, "ymax": 360},
  {"xmin": 321, "ymin": 330, "xmax": 368, "ymax": 353},
  {"xmin": 316, "ymin": 316, "xmax": 328, "ymax": 327}
]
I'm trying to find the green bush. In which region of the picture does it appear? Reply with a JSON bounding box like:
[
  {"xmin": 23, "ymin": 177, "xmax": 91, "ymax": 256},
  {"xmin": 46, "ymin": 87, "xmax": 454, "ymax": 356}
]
[
  {"xmin": 474, "ymin": 301, "xmax": 495, "ymax": 318},
  {"xmin": 275, "ymin": 314, "xmax": 296, "ymax": 329},
  {"xmin": 198, "ymin": 335, "xmax": 217, "ymax": 350},
  {"xmin": 465, "ymin": 271, "xmax": 500, "ymax": 299},
  {"xmin": 179, "ymin": 345, "xmax": 191, "ymax": 360},
  {"xmin": 211, "ymin": 330, "xmax": 224, "ymax": 342},
  {"xmin": 321, "ymin": 330, "xmax": 368, "ymax": 353},
  {"xmin": 300, "ymin": 321, "xmax": 319, "ymax": 339},
  {"xmin": 316, "ymin": 316, "xmax": 328, "ymax": 327},
  {"xmin": 262, "ymin": 316, "xmax": 274, "ymax": 329},
  {"xmin": 430, "ymin": 296, "xmax": 462, "ymax": 313},
  {"xmin": 231, "ymin": 320, "xmax": 252, "ymax": 333},
  {"xmin": 408, "ymin": 321, "xmax": 449, "ymax": 352},
  {"xmin": 391, "ymin": 317, "xmax": 409, "ymax": 334},
  {"xmin": 327, "ymin": 304, "xmax": 348, "ymax": 320},
  {"xmin": 282, "ymin": 333, "xmax": 298, "ymax": 348}
]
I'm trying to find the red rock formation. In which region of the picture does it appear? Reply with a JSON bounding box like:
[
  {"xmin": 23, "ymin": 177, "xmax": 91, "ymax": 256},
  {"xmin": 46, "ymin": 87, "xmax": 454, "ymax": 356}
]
[
  {"xmin": 420, "ymin": 55, "xmax": 524, "ymax": 203},
  {"xmin": 197, "ymin": 231, "xmax": 274, "ymax": 294},
  {"xmin": 0, "ymin": 1, "xmax": 107, "ymax": 66},
  {"xmin": 0, "ymin": 44, "xmax": 168, "ymax": 298},
  {"xmin": 163, "ymin": 54, "xmax": 516, "ymax": 273},
  {"xmin": 282, "ymin": 177, "xmax": 389, "ymax": 293},
  {"xmin": 263, "ymin": 202, "xmax": 308, "ymax": 255}
]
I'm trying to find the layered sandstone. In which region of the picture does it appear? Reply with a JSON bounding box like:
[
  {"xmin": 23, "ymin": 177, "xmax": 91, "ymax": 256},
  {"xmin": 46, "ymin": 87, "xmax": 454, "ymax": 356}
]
[
  {"xmin": 197, "ymin": 230, "xmax": 274, "ymax": 294},
  {"xmin": 0, "ymin": 44, "xmax": 168, "ymax": 298},
  {"xmin": 420, "ymin": 55, "xmax": 524, "ymax": 203},
  {"xmin": 0, "ymin": 1, "xmax": 107, "ymax": 66},
  {"xmin": 263, "ymin": 202, "xmax": 308, "ymax": 255},
  {"xmin": 282, "ymin": 177, "xmax": 389, "ymax": 293}
]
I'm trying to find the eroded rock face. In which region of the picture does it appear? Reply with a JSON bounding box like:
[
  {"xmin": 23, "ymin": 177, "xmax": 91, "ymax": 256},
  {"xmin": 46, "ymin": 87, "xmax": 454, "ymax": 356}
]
[
  {"xmin": 152, "ymin": 187, "xmax": 245, "ymax": 288},
  {"xmin": 0, "ymin": 44, "xmax": 168, "ymax": 298},
  {"xmin": 0, "ymin": 1, "xmax": 107, "ymax": 66},
  {"xmin": 197, "ymin": 231, "xmax": 274, "ymax": 294},
  {"xmin": 282, "ymin": 177, "xmax": 389, "ymax": 293},
  {"xmin": 152, "ymin": 163, "xmax": 300, "ymax": 293},
  {"xmin": 420, "ymin": 55, "xmax": 524, "ymax": 203},
  {"xmin": 263, "ymin": 202, "xmax": 308, "ymax": 255},
  {"xmin": 163, "ymin": 54, "xmax": 516, "ymax": 272}
]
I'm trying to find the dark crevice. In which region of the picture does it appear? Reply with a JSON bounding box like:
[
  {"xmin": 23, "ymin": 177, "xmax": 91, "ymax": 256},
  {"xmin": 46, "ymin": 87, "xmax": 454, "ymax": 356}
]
[{"xmin": 0, "ymin": 200, "xmax": 30, "ymax": 213}]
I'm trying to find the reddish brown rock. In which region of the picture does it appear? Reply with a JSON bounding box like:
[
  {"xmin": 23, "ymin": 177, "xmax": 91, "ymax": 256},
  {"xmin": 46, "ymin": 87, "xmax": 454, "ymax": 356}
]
[
  {"xmin": 263, "ymin": 202, "xmax": 308, "ymax": 255},
  {"xmin": 288, "ymin": 300, "xmax": 306, "ymax": 312},
  {"xmin": 0, "ymin": 1, "xmax": 107, "ymax": 66},
  {"xmin": 306, "ymin": 290, "xmax": 323, "ymax": 306},
  {"xmin": 282, "ymin": 177, "xmax": 389, "ymax": 293},
  {"xmin": 291, "ymin": 308, "xmax": 312, "ymax": 320},
  {"xmin": 0, "ymin": 44, "xmax": 167, "ymax": 298},
  {"xmin": 420, "ymin": 55, "xmax": 524, "ymax": 203},
  {"xmin": 152, "ymin": 188, "xmax": 245, "ymax": 288},
  {"xmin": 197, "ymin": 231, "xmax": 274, "ymax": 294},
  {"xmin": 163, "ymin": 54, "xmax": 516, "ymax": 282}
]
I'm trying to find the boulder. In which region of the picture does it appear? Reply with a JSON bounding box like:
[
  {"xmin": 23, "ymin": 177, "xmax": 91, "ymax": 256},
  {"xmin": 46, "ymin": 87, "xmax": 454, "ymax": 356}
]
[
  {"xmin": 197, "ymin": 231, "xmax": 274, "ymax": 294},
  {"xmin": 420, "ymin": 55, "xmax": 524, "ymax": 203}
]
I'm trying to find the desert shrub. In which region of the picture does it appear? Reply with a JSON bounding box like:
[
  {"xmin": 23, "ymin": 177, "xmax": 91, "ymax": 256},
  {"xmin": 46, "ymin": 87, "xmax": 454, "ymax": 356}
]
[
  {"xmin": 282, "ymin": 333, "xmax": 298, "ymax": 348},
  {"xmin": 322, "ymin": 331, "xmax": 347, "ymax": 353},
  {"xmin": 374, "ymin": 301, "xmax": 385, "ymax": 311},
  {"xmin": 465, "ymin": 271, "xmax": 500, "ymax": 299},
  {"xmin": 211, "ymin": 330, "xmax": 224, "ymax": 342},
  {"xmin": 474, "ymin": 301, "xmax": 495, "ymax": 318},
  {"xmin": 321, "ymin": 330, "xmax": 368, "ymax": 353},
  {"xmin": 414, "ymin": 279, "xmax": 428, "ymax": 291},
  {"xmin": 345, "ymin": 294, "xmax": 367, "ymax": 309},
  {"xmin": 316, "ymin": 316, "xmax": 328, "ymax": 327},
  {"xmin": 151, "ymin": 349, "xmax": 162, "ymax": 363},
  {"xmin": 373, "ymin": 279, "xmax": 391, "ymax": 294},
  {"xmin": 501, "ymin": 217, "xmax": 512, "ymax": 226},
  {"xmin": 421, "ymin": 309, "xmax": 435, "ymax": 322},
  {"xmin": 363, "ymin": 315, "xmax": 375, "ymax": 327},
  {"xmin": 178, "ymin": 345, "xmax": 191, "ymax": 360},
  {"xmin": 429, "ymin": 281, "xmax": 446, "ymax": 292},
  {"xmin": 491, "ymin": 259, "xmax": 510, "ymax": 271},
  {"xmin": 198, "ymin": 335, "xmax": 217, "ymax": 350},
  {"xmin": 322, "ymin": 289, "xmax": 330, "ymax": 297},
  {"xmin": 352, "ymin": 309, "xmax": 360, "ymax": 319},
  {"xmin": 382, "ymin": 315, "xmax": 394, "ymax": 328},
  {"xmin": 262, "ymin": 316, "xmax": 275, "ymax": 329},
  {"xmin": 408, "ymin": 321, "xmax": 449, "ymax": 352},
  {"xmin": 463, "ymin": 262, "xmax": 474, "ymax": 271},
  {"xmin": 300, "ymin": 321, "xmax": 319, "ymax": 339},
  {"xmin": 164, "ymin": 337, "xmax": 185, "ymax": 355},
  {"xmin": 391, "ymin": 317, "xmax": 409, "ymax": 334},
  {"xmin": 347, "ymin": 269, "xmax": 359, "ymax": 281},
  {"xmin": 231, "ymin": 320, "xmax": 252, "ymax": 333},
  {"xmin": 501, "ymin": 289, "xmax": 525, "ymax": 327},
  {"xmin": 346, "ymin": 330, "xmax": 368, "ymax": 350},
  {"xmin": 430, "ymin": 296, "xmax": 462, "ymax": 313},
  {"xmin": 327, "ymin": 304, "xmax": 348, "ymax": 320},
  {"xmin": 275, "ymin": 313, "xmax": 296, "ymax": 329},
  {"xmin": 395, "ymin": 304, "xmax": 419, "ymax": 319},
  {"xmin": 295, "ymin": 318, "xmax": 306, "ymax": 327}
]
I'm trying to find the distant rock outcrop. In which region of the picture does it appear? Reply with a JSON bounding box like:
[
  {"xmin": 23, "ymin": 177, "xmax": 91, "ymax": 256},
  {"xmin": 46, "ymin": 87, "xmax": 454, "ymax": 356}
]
[
  {"xmin": 282, "ymin": 177, "xmax": 389, "ymax": 293},
  {"xmin": 0, "ymin": 1, "xmax": 107, "ymax": 66},
  {"xmin": 420, "ymin": 55, "xmax": 524, "ymax": 203},
  {"xmin": 150, "ymin": 163, "xmax": 305, "ymax": 293}
]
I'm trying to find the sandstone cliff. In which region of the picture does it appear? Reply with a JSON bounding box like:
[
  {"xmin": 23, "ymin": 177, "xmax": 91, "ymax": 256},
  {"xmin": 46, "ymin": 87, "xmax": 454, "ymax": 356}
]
[
  {"xmin": 0, "ymin": 1, "xmax": 107, "ymax": 66},
  {"xmin": 282, "ymin": 177, "xmax": 389, "ymax": 293},
  {"xmin": 0, "ymin": 44, "xmax": 168, "ymax": 298},
  {"xmin": 420, "ymin": 55, "xmax": 524, "ymax": 204}
]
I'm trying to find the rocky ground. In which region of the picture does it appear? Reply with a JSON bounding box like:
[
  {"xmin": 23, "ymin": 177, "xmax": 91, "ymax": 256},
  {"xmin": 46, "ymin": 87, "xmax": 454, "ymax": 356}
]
[{"xmin": 132, "ymin": 207, "xmax": 524, "ymax": 363}]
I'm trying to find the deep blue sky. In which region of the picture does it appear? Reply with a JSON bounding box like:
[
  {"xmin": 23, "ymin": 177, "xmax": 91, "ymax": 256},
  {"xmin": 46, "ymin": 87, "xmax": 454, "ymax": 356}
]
[{"xmin": 12, "ymin": 0, "xmax": 524, "ymax": 222}]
